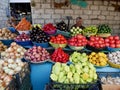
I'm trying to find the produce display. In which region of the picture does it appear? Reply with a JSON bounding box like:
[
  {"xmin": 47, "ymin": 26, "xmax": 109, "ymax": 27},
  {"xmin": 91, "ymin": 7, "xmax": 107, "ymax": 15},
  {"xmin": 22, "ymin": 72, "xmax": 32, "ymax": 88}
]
[
  {"xmin": 0, "ymin": 58, "xmax": 26, "ymax": 75},
  {"xmin": 108, "ymin": 51, "xmax": 120, "ymax": 68},
  {"xmin": 15, "ymin": 18, "xmax": 31, "ymax": 31},
  {"xmin": 70, "ymin": 52, "xmax": 88, "ymax": 64},
  {"xmin": 101, "ymin": 76, "xmax": 120, "ymax": 85},
  {"xmin": 30, "ymin": 27, "xmax": 50, "ymax": 43},
  {"xmin": 83, "ymin": 26, "xmax": 98, "ymax": 37},
  {"xmin": 68, "ymin": 34, "xmax": 87, "ymax": 47},
  {"xmin": 0, "ymin": 41, "xmax": 7, "ymax": 52},
  {"xmin": 2, "ymin": 17, "xmax": 120, "ymax": 90},
  {"xmin": 105, "ymin": 36, "xmax": 120, "ymax": 48},
  {"xmin": 70, "ymin": 27, "xmax": 82, "ymax": 36},
  {"xmin": 0, "ymin": 28, "xmax": 17, "ymax": 40},
  {"xmin": 97, "ymin": 24, "xmax": 111, "ymax": 34},
  {"xmin": 56, "ymin": 21, "xmax": 68, "ymax": 32},
  {"xmin": 88, "ymin": 36, "xmax": 105, "ymax": 49},
  {"xmin": 1, "ymin": 42, "xmax": 26, "ymax": 59},
  {"xmin": 43, "ymin": 23, "xmax": 56, "ymax": 34},
  {"xmin": 0, "ymin": 70, "xmax": 12, "ymax": 89},
  {"xmin": 49, "ymin": 34, "xmax": 67, "ymax": 48},
  {"xmin": 50, "ymin": 62, "xmax": 97, "ymax": 84},
  {"xmin": 15, "ymin": 33, "xmax": 31, "ymax": 41},
  {"xmin": 25, "ymin": 46, "xmax": 50, "ymax": 63},
  {"xmin": 50, "ymin": 34, "xmax": 67, "ymax": 44},
  {"xmin": 51, "ymin": 48, "xmax": 69, "ymax": 63},
  {"xmin": 108, "ymin": 51, "xmax": 120, "ymax": 65},
  {"xmin": 89, "ymin": 52, "xmax": 108, "ymax": 67}
]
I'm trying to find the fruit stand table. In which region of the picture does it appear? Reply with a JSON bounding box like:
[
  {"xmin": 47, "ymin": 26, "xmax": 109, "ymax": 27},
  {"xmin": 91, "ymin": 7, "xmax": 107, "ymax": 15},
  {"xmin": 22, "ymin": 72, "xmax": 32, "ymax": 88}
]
[{"xmin": 30, "ymin": 62, "xmax": 120, "ymax": 90}]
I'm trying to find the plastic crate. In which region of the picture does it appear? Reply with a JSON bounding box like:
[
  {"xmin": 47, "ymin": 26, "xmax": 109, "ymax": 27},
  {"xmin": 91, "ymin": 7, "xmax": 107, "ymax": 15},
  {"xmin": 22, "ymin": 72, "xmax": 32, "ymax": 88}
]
[
  {"xmin": 45, "ymin": 82, "xmax": 101, "ymax": 90},
  {"xmin": 45, "ymin": 80, "xmax": 101, "ymax": 90}
]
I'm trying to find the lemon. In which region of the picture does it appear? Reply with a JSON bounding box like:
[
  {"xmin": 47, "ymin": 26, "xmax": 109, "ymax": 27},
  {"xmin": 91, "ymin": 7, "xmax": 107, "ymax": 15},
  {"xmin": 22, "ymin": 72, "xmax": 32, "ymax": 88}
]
[
  {"xmin": 89, "ymin": 59, "xmax": 92, "ymax": 62},
  {"xmin": 89, "ymin": 55, "xmax": 92, "ymax": 59},
  {"xmin": 92, "ymin": 57, "xmax": 96, "ymax": 61},
  {"xmin": 96, "ymin": 63, "xmax": 100, "ymax": 66},
  {"xmin": 92, "ymin": 61, "xmax": 96, "ymax": 65},
  {"xmin": 91, "ymin": 52, "xmax": 96, "ymax": 56},
  {"xmin": 100, "ymin": 61, "xmax": 107, "ymax": 66}
]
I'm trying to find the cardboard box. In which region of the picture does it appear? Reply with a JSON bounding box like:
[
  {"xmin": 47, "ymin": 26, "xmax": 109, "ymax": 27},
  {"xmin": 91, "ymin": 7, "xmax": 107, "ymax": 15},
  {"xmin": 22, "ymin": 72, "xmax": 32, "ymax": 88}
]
[{"xmin": 102, "ymin": 84, "xmax": 120, "ymax": 90}]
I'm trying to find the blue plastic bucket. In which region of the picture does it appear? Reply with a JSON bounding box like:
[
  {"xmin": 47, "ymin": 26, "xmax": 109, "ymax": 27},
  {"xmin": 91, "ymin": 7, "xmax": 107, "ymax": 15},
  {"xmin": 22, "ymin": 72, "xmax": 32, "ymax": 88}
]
[{"xmin": 30, "ymin": 62, "xmax": 53, "ymax": 90}]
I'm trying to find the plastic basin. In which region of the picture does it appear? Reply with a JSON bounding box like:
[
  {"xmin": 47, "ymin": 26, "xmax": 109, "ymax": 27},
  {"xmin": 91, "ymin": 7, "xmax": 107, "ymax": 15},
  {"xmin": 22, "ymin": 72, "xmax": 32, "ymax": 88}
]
[
  {"xmin": 0, "ymin": 39, "xmax": 14, "ymax": 46},
  {"xmin": 33, "ymin": 42, "xmax": 49, "ymax": 48},
  {"xmin": 49, "ymin": 42, "xmax": 67, "ymax": 49},
  {"xmin": 15, "ymin": 40, "xmax": 33, "ymax": 46},
  {"xmin": 18, "ymin": 30, "xmax": 30, "ymax": 34}
]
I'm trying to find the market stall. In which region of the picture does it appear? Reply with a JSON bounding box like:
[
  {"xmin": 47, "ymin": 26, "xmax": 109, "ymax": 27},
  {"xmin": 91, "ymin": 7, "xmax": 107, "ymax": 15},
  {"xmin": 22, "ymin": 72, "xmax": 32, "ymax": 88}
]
[{"xmin": 0, "ymin": 16, "xmax": 120, "ymax": 90}]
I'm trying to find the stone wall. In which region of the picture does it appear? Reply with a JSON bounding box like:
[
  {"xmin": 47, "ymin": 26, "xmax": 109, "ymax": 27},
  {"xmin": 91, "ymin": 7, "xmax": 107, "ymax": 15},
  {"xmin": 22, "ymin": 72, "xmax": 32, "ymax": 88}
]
[
  {"xmin": 31, "ymin": 0, "xmax": 120, "ymax": 35},
  {"xmin": 0, "ymin": 0, "xmax": 9, "ymax": 28}
]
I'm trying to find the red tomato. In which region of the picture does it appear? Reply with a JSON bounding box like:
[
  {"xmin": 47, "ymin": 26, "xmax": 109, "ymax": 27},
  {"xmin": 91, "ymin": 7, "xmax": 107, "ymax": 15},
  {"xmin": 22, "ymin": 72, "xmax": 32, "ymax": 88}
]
[
  {"xmin": 99, "ymin": 38, "xmax": 104, "ymax": 42},
  {"xmin": 116, "ymin": 44, "xmax": 120, "ymax": 48},
  {"xmin": 95, "ymin": 37, "xmax": 99, "ymax": 40},
  {"xmin": 100, "ymin": 44, "xmax": 105, "ymax": 48},
  {"xmin": 110, "ymin": 44, "xmax": 115, "ymax": 48},
  {"xmin": 90, "ymin": 37, "xmax": 95, "ymax": 41},
  {"xmin": 116, "ymin": 40, "xmax": 120, "ymax": 44},
  {"xmin": 109, "ymin": 36, "xmax": 114, "ymax": 40},
  {"xmin": 89, "ymin": 42, "xmax": 94, "ymax": 46},
  {"xmin": 105, "ymin": 39, "xmax": 109, "ymax": 43},
  {"xmin": 98, "ymin": 40, "xmax": 103, "ymax": 44},
  {"xmin": 110, "ymin": 40, "xmax": 115, "ymax": 44},
  {"xmin": 78, "ymin": 43, "xmax": 82, "ymax": 46},
  {"xmin": 105, "ymin": 43, "xmax": 110, "ymax": 47},
  {"xmin": 78, "ymin": 40, "xmax": 82, "ymax": 43},
  {"xmin": 76, "ymin": 34, "xmax": 83, "ymax": 39},
  {"xmin": 96, "ymin": 44, "xmax": 100, "ymax": 48},
  {"xmin": 114, "ymin": 36, "xmax": 119, "ymax": 40}
]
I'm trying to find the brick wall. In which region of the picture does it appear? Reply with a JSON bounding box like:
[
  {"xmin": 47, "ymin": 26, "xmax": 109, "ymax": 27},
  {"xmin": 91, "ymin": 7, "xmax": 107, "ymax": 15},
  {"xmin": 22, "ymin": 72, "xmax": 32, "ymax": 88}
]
[
  {"xmin": 0, "ymin": 0, "xmax": 9, "ymax": 28},
  {"xmin": 31, "ymin": 0, "xmax": 120, "ymax": 35}
]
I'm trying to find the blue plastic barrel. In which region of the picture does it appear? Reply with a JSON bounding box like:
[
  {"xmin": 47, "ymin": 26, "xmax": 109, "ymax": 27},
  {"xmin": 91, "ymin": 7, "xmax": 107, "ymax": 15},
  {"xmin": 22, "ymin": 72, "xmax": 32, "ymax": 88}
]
[{"xmin": 30, "ymin": 62, "xmax": 53, "ymax": 90}]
